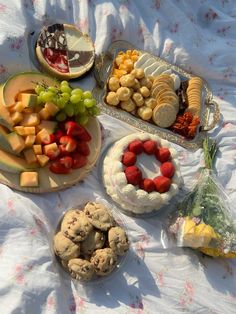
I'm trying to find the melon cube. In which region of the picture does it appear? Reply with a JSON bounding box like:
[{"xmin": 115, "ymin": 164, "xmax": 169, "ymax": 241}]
[
  {"xmin": 17, "ymin": 93, "xmax": 37, "ymax": 107},
  {"xmin": 13, "ymin": 126, "xmax": 25, "ymax": 136},
  {"xmin": 25, "ymin": 135, "xmax": 36, "ymax": 147},
  {"xmin": 20, "ymin": 113, "xmax": 40, "ymax": 127},
  {"xmin": 11, "ymin": 112, "xmax": 23, "ymax": 125},
  {"xmin": 7, "ymin": 132, "xmax": 25, "ymax": 153},
  {"xmin": 34, "ymin": 105, "xmax": 44, "ymax": 113},
  {"xmin": 36, "ymin": 120, "xmax": 58, "ymax": 134},
  {"xmin": 33, "ymin": 144, "xmax": 43, "ymax": 155},
  {"xmin": 36, "ymin": 154, "xmax": 49, "ymax": 167},
  {"xmin": 35, "ymin": 128, "xmax": 50, "ymax": 144},
  {"xmin": 43, "ymin": 142, "xmax": 60, "ymax": 159},
  {"xmin": 12, "ymin": 101, "xmax": 26, "ymax": 113},
  {"xmin": 20, "ymin": 172, "xmax": 39, "ymax": 187},
  {"xmin": 23, "ymin": 148, "xmax": 37, "ymax": 164},
  {"xmin": 45, "ymin": 102, "xmax": 59, "ymax": 116},
  {"xmin": 23, "ymin": 107, "xmax": 34, "ymax": 114},
  {"xmin": 39, "ymin": 107, "xmax": 51, "ymax": 120},
  {"xmin": 24, "ymin": 127, "xmax": 35, "ymax": 135}
]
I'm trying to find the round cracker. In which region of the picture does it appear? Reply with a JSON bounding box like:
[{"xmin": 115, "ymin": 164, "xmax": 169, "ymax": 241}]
[{"xmin": 152, "ymin": 103, "xmax": 177, "ymax": 128}]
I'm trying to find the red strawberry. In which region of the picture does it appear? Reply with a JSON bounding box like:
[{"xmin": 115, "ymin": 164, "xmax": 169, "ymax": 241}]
[
  {"xmin": 155, "ymin": 147, "xmax": 170, "ymax": 163},
  {"xmin": 41, "ymin": 134, "xmax": 56, "ymax": 145},
  {"xmin": 128, "ymin": 140, "xmax": 143, "ymax": 155},
  {"xmin": 65, "ymin": 121, "xmax": 83, "ymax": 137},
  {"xmin": 49, "ymin": 160, "xmax": 71, "ymax": 174},
  {"xmin": 160, "ymin": 162, "xmax": 175, "ymax": 178},
  {"xmin": 153, "ymin": 176, "xmax": 171, "ymax": 193},
  {"xmin": 143, "ymin": 140, "xmax": 157, "ymax": 155},
  {"xmin": 59, "ymin": 145, "xmax": 71, "ymax": 156},
  {"xmin": 139, "ymin": 178, "xmax": 156, "ymax": 192},
  {"xmin": 59, "ymin": 156, "xmax": 73, "ymax": 169},
  {"xmin": 76, "ymin": 141, "xmax": 90, "ymax": 156},
  {"xmin": 60, "ymin": 135, "xmax": 77, "ymax": 152},
  {"xmin": 124, "ymin": 166, "xmax": 142, "ymax": 185},
  {"xmin": 122, "ymin": 151, "xmax": 136, "ymax": 166},
  {"xmin": 71, "ymin": 153, "xmax": 87, "ymax": 169},
  {"xmin": 78, "ymin": 128, "xmax": 92, "ymax": 142},
  {"xmin": 54, "ymin": 129, "xmax": 65, "ymax": 143}
]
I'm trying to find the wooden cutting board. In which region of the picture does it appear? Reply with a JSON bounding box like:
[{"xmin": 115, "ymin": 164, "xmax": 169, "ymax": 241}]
[{"xmin": 0, "ymin": 117, "xmax": 102, "ymax": 193}]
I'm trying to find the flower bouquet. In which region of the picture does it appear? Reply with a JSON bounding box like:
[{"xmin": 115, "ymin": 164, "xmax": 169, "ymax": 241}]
[{"xmin": 165, "ymin": 137, "xmax": 236, "ymax": 258}]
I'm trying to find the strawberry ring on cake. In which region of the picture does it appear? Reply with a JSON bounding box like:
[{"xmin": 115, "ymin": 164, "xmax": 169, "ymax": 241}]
[{"xmin": 103, "ymin": 133, "xmax": 183, "ymax": 215}]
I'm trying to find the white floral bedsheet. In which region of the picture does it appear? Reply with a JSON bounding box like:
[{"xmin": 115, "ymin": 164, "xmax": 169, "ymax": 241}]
[{"xmin": 0, "ymin": 1, "xmax": 235, "ymax": 313}]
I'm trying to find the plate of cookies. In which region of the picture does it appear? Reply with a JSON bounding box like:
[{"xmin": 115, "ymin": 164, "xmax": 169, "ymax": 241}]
[
  {"xmin": 53, "ymin": 201, "xmax": 129, "ymax": 284},
  {"xmin": 93, "ymin": 40, "xmax": 220, "ymax": 150}
]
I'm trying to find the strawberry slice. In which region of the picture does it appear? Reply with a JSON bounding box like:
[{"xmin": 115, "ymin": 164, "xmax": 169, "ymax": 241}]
[
  {"xmin": 59, "ymin": 156, "xmax": 73, "ymax": 169},
  {"xmin": 65, "ymin": 121, "xmax": 91, "ymax": 141},
  {"xmin": 54, "ymin": 130, "xmax": 65, "ymax": 143},
  {"xmin": 59, "ymin": 135, "xmax": 77, "ymax": 153},
  {"xmin": 71, "ymin": 153, "xmax": 87, "ymax": 169},
  {"xmin": 49, "ymin": 160, "xmax": 71, "ymax": 174},
  {"xmin": 76, "ymin": 141, "xmax": 90, "ymax": 156}
]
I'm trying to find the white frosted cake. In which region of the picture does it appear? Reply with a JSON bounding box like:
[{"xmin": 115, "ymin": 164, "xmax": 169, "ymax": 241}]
[{"xmin": 103, "ymin": 133, "xmax": 182, "ymax": 214}]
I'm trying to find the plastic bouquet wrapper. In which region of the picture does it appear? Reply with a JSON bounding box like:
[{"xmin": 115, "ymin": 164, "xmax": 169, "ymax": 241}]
[{"xmin": 163, "ymin": 138, "xmax": 236, "ymax": 258}]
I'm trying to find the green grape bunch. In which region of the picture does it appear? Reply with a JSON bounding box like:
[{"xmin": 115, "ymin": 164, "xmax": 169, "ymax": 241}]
[{"xmin": 35, "ymin": 80, "xmax": 100, "ymax": 125}]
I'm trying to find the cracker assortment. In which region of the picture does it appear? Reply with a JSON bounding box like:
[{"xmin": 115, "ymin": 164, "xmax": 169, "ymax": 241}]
[
  {"xmin": 53, "ymin": 202, "xmax": 129, "ymax": 281},
  {"xmin": 105, "ymin": 49, "xmax": 203, "ymax": 139}
]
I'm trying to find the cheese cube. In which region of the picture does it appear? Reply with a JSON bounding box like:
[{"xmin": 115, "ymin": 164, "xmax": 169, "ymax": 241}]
[
  {"xmin": 25, "ymin": 135, "xmax": 36, "ymax": 147},
  {"xmin": 20, "ymin": 113, "xmax": 40, "ymax": 127},
  {"xmin": 20, "ymin": 172, "xmax": 39, "ymax": 187},
  {"xmin": 13, "ymin": 126, "xmax": 25, "ymax": 136},
  {"xmin": 23, "ymin": 148, "xmax": 37, "ymax": 164},
  {"xmin": 11, "ymin": 112, "xmax": 23, "ymax": 125},
  {"xmin": 45, "ymin": 102, "xmax": 59, "ymax": 116},
  {"xmin": 33, "ymin": 145, "xmax": 43, "ymax": 155},
  {"xmin": 39, "ymin": 107, "xmax": 51, "ymax": 120},
  {"xmin": 24, "ymin": 127, "xmax": 35, "ymax": 135},
  {"xmin": 36, "ymin": 154, "xmax": 49, "ymax": 167}
]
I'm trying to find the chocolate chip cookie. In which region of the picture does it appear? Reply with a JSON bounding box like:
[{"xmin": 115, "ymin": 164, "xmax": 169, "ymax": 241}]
[
  {"xmin": 90, "ymin": 248, "xmax": 118, "ymax": 276},
  {"xmin": 68, "ymin": 258, "xmax": 94, "ymax": 281},
  {"xmin": 84, "ymin": 202, "xmax": 114, "ymax": 231},
  {"xmin": 80, "ymin": 229, "xmax": 106, "ymax": 255},
  {"xmin": 61, "ymin": 209, "xmax": 93, "ymax": 242},
  {"xmin": 53, "ymin": 231, "xmax": 80, "ymax": 261},
  {"xmin": 108, "ymin": 226, "xmax": 129, "ymax": 256}
]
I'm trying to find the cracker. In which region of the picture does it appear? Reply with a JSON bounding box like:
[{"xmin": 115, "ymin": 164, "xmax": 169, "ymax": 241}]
[{"xmin": 152, "ymin": 103, "xmax": 177, "ymax": 128}]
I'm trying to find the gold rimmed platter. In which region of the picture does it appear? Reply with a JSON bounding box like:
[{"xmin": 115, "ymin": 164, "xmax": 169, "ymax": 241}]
[{"xmin": 93, "ymin": 40, "xmax": 220, "ymax": 150}]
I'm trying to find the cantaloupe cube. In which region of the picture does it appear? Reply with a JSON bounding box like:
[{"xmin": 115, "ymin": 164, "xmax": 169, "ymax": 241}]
[
  {"xmin": 34, "ymin": 105, "xmax": 44, "ymax": 113},
  {"xmin": 36, "ymin": 154, "xmax": 49, "ymax": 167},
  {"xmin": 13, "ymin": 126, "xmax": 25, "ymax": 136},
  {"xmin": 20, "ymin": 171, "xmax": 39, "ymax": 187},
  {"xmin": 17, "ymin": 93, "xmax": 37, "ymax": 107},
  {"xmin": 43, "ymin": 142, "xmax": 60, "ymax": 157},
  {"xmin": 23, "ymin": 107, "xmax": 34, "ymax": 114},
  {"xmin": 24, "ymin": 127, "xmax": 35, "ymax": 135},
  {"xmin": 35, "ymin": 128, "xmax": 50, "ymax": 144},
  {"xmin": 23, "ymin": 148, "xmax": 37, "ymax": 164},
  {"xmin": 11, "ymin": 112, "xmax": 23, "ymax": 125},
  {"xmin": 36, "ymin": 120, "xmax": 57, "ymax": 134},
  {"xmin": 12, "ymin": 101, "xmax": 26, "ymax": 113},
  {"xmin": 20, "ymin": 113, "xmax": 40, "ymax": 127},
  {"xmin": 39, "ymin": 107, "xmax": 51, "ymax": 120},
  {"xmin": 45, "ymin": 102, "xmax": 59, "ymax": 116},
  {"xmin": 7, "ymin": 132, "xmax": 25, "ymax": 153},
  {"xmin": 33, "ymin": 144, "xmax": 43, "ymax": 155},
  {"xmin": 25, "ymin": 135, "xmax": 36, "ymax": 147}
]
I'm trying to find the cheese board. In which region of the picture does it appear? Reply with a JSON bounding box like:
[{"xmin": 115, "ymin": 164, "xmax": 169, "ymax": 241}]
[{"xmin": 93, "ymin": 40, "xmax": 220, "ymax": 150}]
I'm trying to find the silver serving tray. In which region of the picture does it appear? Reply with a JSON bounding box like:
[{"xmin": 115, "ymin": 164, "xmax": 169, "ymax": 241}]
[{"xmin": 93, "ymin": 40, "xmax": 220, "ymax": 150}]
